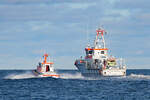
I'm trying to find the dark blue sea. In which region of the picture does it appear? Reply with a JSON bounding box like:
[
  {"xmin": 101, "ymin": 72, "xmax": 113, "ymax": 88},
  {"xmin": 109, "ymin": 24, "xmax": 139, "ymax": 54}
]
[{"xmin": 0, "ymin": 69, "xmax": 150, "ymax": 100}]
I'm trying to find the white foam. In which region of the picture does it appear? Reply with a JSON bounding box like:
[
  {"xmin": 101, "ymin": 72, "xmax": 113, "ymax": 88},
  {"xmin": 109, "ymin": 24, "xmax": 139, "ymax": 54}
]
[
  {"xmin": 5, "ymin": 71, "xmax": 150, "ymax": 80},
  {"xmin": 128, "ymin": 74, "xmax": 150, "ymax": 79},
  {"xmin": 60, "ymin": 73, "xmax": 150, "ymax": 80},
  {"xmin": 60, "ymin": 73, "xmax": 84, "ymax": 79},
  {"xmin": 4, "ymin": 71, "xmax": 37, "ymax": 79}
]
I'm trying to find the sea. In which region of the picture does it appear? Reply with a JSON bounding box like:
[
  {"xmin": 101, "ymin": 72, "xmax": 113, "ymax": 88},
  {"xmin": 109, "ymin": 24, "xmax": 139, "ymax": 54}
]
[{"xmin": 0, "ymin": 69, "xmax": 150, "ymax": 100}]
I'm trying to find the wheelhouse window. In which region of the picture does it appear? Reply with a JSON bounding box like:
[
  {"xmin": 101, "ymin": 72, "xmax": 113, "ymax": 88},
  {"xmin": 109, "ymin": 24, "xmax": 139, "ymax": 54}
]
[
  {"xmin": 46, "ymin": 65, "xmax": 50, "ymax": 72},
  {"xmin": 89, "ymin": 50, "xmax": 93, "ymax": 54},
  {"xmin": 86, "ymin": 50, "xmax": 93, "ymax": 55},
  {"xmin": 101, "ymin": 51, "xmax": 104, "ymax": 54}
]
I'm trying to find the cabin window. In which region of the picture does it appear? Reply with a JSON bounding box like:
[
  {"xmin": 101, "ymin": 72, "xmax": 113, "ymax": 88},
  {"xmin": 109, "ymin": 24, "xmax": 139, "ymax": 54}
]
[
  {"xmin": 86, "ymin": 50, "xmax": 93, "ymax": 55},
  {"xmin": 101, "ymin": 51, "xmax": 104, "ymax": 54},
  {"xmin": 46, "ymin": 65, "xmax": 50, "ymax": 72},
  {"xmin": 89, "ymin": 50, "xmax": 93, "ymax": 54}
]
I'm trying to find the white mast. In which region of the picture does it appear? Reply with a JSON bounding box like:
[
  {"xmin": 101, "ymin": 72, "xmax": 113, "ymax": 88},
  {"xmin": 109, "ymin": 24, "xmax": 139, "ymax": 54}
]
[{"xmin": 94, "ymin": 27, "xmax": 106, "ymax": 49}]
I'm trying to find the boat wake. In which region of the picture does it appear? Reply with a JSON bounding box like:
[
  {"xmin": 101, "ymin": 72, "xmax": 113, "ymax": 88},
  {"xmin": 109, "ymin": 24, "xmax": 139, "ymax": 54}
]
[
  {"xmin": 128, "ymin": 74, "xmax": 150, "ymax": 79},
  {"xmin": 60, "ymin": 73, "xmax": 150, "ymax": 80},
  {"xmin": 4, "ymin": 71, "xmax": 37, "ymax": 79},
  {"xmin": 60, "ymin": 73, "xmax": 84, "ymax": 79},
  {"xmin": 4, "ymin": 70, "xmax": 150, "ymax": 80}
]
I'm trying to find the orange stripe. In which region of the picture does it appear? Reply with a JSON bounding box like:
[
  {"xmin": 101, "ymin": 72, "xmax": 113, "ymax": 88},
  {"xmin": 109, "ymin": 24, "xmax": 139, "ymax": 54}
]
[
  {"xmin": 46, "ymin": 62, "xmax": 54, "ymax": 64},
  {"xmin": 42, "ymin": 62, "xmax": 53, "ymax": 64},
  {"xmin": 42, "ymin": 74, "xmax": 60, "ymax": 77},
  {"xmin": 86, "ymin": 48, "xmax": 108, "ymax": 50}
]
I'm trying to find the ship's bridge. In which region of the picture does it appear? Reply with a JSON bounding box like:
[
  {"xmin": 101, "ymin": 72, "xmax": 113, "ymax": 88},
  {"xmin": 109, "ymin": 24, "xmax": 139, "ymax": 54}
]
[{"xmin": 85, "ymin": 48, "xmax": 108, "ymax": 60}]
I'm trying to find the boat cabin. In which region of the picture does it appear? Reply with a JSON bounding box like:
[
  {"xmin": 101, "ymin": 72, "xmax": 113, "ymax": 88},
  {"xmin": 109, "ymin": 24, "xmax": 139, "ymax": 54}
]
[{"xmin": 37, "ymin": 54, "xmax": 54, "ymax": 73}]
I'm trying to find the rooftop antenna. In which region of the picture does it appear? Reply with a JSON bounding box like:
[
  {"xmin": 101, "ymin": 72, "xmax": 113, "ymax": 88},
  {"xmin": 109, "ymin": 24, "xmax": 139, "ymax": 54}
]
[
  {"xmin": 41, "ymin": 49, "xmax": 46, "ymax": 62},
  {"xmin": 86, "ymin": 19, "xmax": 90, "ymax": 47},
  {"xmin": 48, "ymin": 54, "xmax": 50, "ymax": 62},
  {"xmin": 94, "ymin": 24, "xmax": 107, "ymax": 48}
]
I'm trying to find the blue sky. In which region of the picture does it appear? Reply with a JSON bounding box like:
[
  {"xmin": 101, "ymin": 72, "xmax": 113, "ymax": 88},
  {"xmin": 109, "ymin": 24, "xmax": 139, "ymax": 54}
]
[{"xmin": 0, "ymin": 0, "xmax": 150, "ymax": 69}]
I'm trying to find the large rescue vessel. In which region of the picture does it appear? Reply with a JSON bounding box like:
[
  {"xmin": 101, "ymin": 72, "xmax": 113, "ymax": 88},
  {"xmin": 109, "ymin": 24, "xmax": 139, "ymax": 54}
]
[
  {"xmin": 74, "ymin": 27, "xmax": 126, "ymax": 77},
  {"xmin": 32, "ymin": 53, "xmax": 60, "ymax": 78}
]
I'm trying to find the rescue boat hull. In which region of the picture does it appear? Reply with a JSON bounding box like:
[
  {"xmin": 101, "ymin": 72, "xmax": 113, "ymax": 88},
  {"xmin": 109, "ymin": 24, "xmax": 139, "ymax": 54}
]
[
  {"xmin": 32, "ymin": 70, "xmax": 60, "ymax": 78},
  {"xmin": 76, "ymin": 64, "xmax": 126, "ymax": 77}
]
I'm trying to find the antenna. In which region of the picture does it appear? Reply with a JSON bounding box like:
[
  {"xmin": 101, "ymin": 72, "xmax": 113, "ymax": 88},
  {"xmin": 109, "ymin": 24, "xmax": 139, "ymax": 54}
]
[
  {"xmin": 49, "ymin": 54, "xmax": 50, "ymax": 62},
  {"xmin": 86, "ymin": 18, "xmax": 90, "ymax": 47},
  {"xmin": 94, "ymin": 25, "xmax": 107, "ymax": 48}
]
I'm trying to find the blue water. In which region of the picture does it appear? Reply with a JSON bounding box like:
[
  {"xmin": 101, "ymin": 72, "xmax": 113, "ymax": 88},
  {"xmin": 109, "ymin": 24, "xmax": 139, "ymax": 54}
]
[{"xmin": 0, "ymin": 69, "xmax": 150, "ymax": 100}]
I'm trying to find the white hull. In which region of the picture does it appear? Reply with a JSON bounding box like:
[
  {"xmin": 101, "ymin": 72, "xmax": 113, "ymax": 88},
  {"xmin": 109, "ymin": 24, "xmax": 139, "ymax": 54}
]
[
  {"xmin": 76, "ymin": 64, "xmax": 126, "ymax": 77},
  {"xmin": 32, "ymin": 70, "xmax": 60, "ymax": 78},
  {"xmin": 101, "ymin": 69, "xmax": 126, "ymax": 76}
]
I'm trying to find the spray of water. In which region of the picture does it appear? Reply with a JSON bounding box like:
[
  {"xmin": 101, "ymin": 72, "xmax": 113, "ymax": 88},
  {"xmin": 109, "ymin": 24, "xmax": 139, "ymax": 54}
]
[
  {"xmin": 60, "ymin": 73, "xmax": 84, "ymax": 79},
  {"xmin": 60, "ymin": 73, "xmax": 150, "ymax": 80},
  {"xmin": 4, "ymin": 71, "xmax": 37, "ymax": 79},
  {"xmin": 4, "ymin": 70, "xmax": 150, "ymax": 80},
  {"xmin": 128, "ymin": 74, "xmax": 150, "ymax": 79}
]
